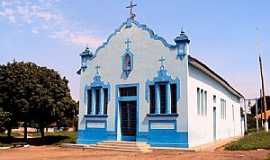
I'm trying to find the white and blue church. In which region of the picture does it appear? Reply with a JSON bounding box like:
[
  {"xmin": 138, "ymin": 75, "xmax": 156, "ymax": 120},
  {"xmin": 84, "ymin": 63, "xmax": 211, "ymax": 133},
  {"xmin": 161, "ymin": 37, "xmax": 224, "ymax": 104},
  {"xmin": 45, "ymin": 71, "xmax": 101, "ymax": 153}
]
[{"xmin": 77, "ymin": 3, "xmax": 244, "ymax": 148}]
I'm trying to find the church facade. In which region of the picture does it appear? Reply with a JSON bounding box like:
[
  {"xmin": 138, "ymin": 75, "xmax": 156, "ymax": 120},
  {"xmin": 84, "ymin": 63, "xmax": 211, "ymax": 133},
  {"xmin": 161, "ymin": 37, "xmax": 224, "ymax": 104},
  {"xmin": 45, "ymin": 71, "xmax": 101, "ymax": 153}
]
[{"xmin": 77, "ymin": 17, "xmax": 244, "ymax": 148}]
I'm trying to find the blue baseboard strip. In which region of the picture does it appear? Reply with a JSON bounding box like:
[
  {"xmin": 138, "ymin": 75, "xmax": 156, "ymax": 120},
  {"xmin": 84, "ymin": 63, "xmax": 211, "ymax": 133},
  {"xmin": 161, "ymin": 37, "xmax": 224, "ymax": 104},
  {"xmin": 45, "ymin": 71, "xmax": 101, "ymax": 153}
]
[{"xmin": 77, "ymin": 129, "xmax": 189, "ymax": 148}]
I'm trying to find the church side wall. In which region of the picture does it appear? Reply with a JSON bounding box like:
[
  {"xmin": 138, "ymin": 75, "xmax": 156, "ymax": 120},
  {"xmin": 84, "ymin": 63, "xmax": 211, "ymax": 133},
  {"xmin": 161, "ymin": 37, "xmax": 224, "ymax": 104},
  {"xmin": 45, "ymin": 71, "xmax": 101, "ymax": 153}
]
[{"xmin": 188, "ymin": 65, "xmax": 243, "ymax": 147}]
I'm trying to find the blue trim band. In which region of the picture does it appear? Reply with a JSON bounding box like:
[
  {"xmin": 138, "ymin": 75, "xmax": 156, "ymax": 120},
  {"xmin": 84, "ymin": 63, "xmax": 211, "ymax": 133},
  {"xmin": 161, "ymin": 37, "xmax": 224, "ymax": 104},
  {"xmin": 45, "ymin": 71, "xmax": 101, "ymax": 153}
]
[
  {"xmin": 77, "ymin": 130, "xmax": 116, "ymax": 144},
  {"xmin": 84, "ymin": 114, "xmax": 108, "ymax": 118},
  {"xmin": 137, "ymin": 131, "xmax": 188, "ymax": 148},
  {"xmin": 147, "ymin": 113, "xmax": 179, "ymax": 117}
]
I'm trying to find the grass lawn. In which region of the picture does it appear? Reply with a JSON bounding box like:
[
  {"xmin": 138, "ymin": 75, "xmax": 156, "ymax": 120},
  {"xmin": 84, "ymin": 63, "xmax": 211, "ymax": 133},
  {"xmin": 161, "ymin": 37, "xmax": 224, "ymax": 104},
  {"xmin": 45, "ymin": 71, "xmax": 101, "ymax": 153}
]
[
  {"xmin": 265, "ymin": 156, "xmax": 270, "ymax": 160},
  {"xmin": 0, "ymin": 131, "xmax": 76, "ymax": 147},
  {"xmin": 225, "ymin": 131, "xmax": 270, "ymax": 151},
  {"xmin": 45, "ymin": 131, "xmax": 77, "ymax": 145}
]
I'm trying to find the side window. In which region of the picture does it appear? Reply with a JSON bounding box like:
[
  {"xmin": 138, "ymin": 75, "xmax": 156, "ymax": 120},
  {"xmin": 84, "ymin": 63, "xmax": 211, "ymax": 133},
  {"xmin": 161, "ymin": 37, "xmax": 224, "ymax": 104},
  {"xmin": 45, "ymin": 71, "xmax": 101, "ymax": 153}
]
[
  {"xmin": 197, "ymin": 88, "xmax": 200, "ymax": 115},
  {"xmin": 213, "ymin": 95, "xmax": 216, "ymax": 103},
  {"xmin": 220, "ymin": 99, "xmax": 226, "ymax": 119},
  {"xmin": 197, "ymin": 87, "xmax": 207, "ymax": 116}
]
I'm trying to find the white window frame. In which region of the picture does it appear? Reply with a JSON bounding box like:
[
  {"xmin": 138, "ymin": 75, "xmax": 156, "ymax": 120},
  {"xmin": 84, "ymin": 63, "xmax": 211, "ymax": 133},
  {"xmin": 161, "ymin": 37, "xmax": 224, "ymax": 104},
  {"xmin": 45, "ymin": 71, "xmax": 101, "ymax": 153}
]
[
  {"xmin": 221, "ymin": 98, "xmax": 226, "ymax": 119},
  {"xmin": 197, "ymin": 87, "xmax": 207, "ymax": 116}
]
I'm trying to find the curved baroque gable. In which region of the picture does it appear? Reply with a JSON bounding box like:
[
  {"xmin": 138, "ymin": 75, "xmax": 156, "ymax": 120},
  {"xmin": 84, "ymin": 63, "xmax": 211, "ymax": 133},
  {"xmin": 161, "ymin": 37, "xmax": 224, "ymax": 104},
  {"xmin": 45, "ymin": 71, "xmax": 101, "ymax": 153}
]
[{"xmin": 94, "ymin": 19, "xmax": 176, "ymax": 59}]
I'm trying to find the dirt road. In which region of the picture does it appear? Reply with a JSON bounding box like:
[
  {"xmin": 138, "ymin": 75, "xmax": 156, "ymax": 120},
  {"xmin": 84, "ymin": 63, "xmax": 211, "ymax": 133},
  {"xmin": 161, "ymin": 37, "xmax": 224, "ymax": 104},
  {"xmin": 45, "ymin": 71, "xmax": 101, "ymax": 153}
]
[{"xmin": 0, "ymin": 146, "xmax": 269, "ymax": 160}]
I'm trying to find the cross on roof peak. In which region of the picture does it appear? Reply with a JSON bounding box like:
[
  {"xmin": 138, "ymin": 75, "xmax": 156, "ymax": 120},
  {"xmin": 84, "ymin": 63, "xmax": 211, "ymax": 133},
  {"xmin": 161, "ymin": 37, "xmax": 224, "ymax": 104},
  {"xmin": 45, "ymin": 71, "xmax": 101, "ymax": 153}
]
[
  {"xmin": 125, "ymin": 38, "xmax": 132, "ymax": 50},
  {"xmin": 126, "ymin": 0, "xmax": 137, "ymax": 20},
  {"xmin": 95, "ymin": 65, "xmax": 101, "ymax": 74}
]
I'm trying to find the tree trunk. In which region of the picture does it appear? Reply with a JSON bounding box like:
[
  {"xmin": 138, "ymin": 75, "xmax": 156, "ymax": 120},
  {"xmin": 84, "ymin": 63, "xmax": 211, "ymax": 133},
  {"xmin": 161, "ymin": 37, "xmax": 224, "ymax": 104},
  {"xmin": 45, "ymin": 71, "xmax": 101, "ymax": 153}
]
[
  {"xmin": 7, "ymin": 126, "xmax": 11, "ymax": 138},
  {"xmin": 40, "ymin": 127, "xmax": 44, "ymax": 139},
  {"xmin": 23, "ymin": 121, "xmax": 28, "ymax": 143},
  {"xmin": 39, "ymin": 122, "xmax": 45, "ymax": 140}
]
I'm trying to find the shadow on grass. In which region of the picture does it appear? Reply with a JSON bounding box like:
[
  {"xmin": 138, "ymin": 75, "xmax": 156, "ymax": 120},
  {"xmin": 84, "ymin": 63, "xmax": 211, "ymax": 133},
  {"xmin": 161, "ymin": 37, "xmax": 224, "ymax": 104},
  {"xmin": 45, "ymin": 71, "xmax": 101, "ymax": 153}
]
[{"xmin": 0, "ymin": 132, "xmax": 76, "ymax": 146}]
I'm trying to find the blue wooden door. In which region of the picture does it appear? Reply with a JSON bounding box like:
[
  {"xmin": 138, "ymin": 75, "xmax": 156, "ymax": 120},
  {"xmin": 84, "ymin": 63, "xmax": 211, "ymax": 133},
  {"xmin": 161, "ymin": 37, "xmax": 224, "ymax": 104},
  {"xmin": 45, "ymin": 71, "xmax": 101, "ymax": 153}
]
[{"xmin": 120, "ymin": 101, "xmax": 137, "ymax": 141}]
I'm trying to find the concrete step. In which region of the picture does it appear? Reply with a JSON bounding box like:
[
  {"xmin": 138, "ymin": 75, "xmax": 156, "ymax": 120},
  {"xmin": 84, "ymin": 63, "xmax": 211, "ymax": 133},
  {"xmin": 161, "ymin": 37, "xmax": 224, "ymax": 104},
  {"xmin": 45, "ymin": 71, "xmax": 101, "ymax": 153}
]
[
  {"xmin": 103, "ymin": 141, "xmax": 146, "ymax": 144},
  {"xmin": 86, "ymin": 145, "xmax": 152, "ymax": 153},
  {"xmin": 93, "ymin": 141, "xmax": 152, "ymax": 153},
  {"xmin": 97, "ymin": 142, "xmax": 150, "ymax": 147},
  {"xmin": 95, "ymin": 144, "xmax": 149, "ymax": 150},
  {"xmin": 63, "ymin": 141, "xmax": 152, "ymax": 153}
]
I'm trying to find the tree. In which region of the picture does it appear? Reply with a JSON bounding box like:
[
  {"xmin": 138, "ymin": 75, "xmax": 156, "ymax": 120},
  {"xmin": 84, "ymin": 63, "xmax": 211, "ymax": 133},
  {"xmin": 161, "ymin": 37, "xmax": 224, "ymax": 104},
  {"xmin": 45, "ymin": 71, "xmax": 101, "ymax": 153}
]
[
  {"xmin": 0, "ymin": 111, "xmax": 12, "ymax": 133},
  {"xmin": 0, "ymin": 61, "xmax": 78, "ymax": 142},
  {"xmin": 250, "ymin": 96, "xmax": 270, "ymax": 116},
  {"xmin": 0, "ymin": 61, "xmax": 23, "ymax": 137}
]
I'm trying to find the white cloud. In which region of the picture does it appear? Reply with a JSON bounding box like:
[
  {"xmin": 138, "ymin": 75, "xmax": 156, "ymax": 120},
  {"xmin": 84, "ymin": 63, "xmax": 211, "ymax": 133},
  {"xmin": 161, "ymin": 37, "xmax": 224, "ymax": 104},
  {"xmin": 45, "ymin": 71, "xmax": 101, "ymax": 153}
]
[
  {"xmin": 0, "ymin": 8, "xmax": 16, "ymax": 23},
  {"xmin": 51, "ymin": 30, "xmax": 102, "ymax": 47},
  {"xmin": 0, "ymin": 0, "xmax": 102, "ymax": 48},
  {"xmin": 31, "ymin": 28, "xmax": 40, "ymax": 34}
]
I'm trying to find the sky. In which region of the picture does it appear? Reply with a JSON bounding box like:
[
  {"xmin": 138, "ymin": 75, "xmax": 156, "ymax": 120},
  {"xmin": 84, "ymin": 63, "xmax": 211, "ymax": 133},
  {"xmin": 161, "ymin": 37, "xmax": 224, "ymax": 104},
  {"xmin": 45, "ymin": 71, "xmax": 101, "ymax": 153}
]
[{"xmin": 0, "ymin": 0, "xmax": 269, "ymax": 100}]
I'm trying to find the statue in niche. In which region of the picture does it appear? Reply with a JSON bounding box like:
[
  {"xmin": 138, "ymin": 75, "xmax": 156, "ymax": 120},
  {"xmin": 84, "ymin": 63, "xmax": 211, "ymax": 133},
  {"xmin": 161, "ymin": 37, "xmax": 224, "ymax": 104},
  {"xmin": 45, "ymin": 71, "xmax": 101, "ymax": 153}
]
[
  {"xmin": 121, "ymin": 39, "xmax": 133, "ymax": 79},
  {"xmin": 124, "ymin": 54, "xmax": 132, "ymax": 71}
]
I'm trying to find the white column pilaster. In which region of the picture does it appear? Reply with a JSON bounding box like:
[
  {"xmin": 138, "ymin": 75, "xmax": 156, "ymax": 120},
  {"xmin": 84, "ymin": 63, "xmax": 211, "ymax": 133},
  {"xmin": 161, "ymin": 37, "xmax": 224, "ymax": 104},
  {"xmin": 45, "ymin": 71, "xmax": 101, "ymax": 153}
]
[
  {"xmin": 91, "ymin": 89, "xmax": 96, "ymax": 115},
  {"xmin": 155, "ymin": 84, "xmax": 161, "ymax": 114},
  {"xmin": 166, "ymin": 83, "xmax": 171, "ymax": 114},
  {"xmin": 99, "ymin": 88, "xmax": 104, "ymax": 115}
]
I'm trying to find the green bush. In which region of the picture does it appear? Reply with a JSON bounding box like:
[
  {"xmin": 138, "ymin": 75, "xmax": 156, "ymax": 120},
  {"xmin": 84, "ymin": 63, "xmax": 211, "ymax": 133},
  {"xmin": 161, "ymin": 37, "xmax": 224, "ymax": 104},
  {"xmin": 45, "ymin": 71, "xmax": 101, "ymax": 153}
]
[{"xmin": 225, "ymin": 131, "xmax": 270, "ymax": 150}]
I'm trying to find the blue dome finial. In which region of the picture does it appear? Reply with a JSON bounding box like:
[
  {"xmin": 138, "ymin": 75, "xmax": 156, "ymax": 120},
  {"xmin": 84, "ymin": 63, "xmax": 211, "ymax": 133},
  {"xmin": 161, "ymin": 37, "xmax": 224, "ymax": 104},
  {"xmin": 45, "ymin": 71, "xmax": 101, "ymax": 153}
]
[
  {"xmin": 80, "ymin": 46, "xmax": 93, "ymax": 57},
  {"xmin": 181, "ymin": 26, "xmax": 184, "ymax": 33},
  {"xmin": 174, "ymin": 28, "xmax": 190, "ymax": 44}
]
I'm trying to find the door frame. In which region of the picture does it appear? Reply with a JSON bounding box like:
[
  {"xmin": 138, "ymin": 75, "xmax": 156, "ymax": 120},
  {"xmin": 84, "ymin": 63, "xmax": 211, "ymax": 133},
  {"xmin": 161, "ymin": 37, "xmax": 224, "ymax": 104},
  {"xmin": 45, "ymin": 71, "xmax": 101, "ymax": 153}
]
[
  {"xmin": 213, "ymin": 107, "xmax": 217, "ymax": 141},
  {"xmin": 115, "ymin": 83, "xmax": 139, "ymax": 141}
]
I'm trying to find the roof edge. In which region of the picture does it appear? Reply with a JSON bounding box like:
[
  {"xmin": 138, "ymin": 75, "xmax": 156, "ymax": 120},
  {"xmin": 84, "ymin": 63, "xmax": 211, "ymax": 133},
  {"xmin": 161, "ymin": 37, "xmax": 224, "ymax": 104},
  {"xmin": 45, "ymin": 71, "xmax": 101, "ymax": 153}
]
[{"xmin": 188, "ymin": 55, "xmax": 244, "ymax": 99}]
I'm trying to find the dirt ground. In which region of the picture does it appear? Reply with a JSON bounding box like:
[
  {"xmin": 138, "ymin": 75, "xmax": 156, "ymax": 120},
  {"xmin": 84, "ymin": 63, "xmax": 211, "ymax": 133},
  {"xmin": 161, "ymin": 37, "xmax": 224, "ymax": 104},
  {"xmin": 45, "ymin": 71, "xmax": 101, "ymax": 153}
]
[{"xmin": 0, "ymin": 146, "xmax": 270, "ymax": 160}]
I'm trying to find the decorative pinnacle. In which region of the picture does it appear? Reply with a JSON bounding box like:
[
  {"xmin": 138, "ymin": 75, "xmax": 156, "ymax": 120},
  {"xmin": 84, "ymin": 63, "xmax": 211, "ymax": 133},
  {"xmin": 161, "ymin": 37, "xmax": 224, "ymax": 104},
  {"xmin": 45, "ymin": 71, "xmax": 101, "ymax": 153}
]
[{"xmin": 181, "ymin": 26, "xmax": 184, "ymax": 33}]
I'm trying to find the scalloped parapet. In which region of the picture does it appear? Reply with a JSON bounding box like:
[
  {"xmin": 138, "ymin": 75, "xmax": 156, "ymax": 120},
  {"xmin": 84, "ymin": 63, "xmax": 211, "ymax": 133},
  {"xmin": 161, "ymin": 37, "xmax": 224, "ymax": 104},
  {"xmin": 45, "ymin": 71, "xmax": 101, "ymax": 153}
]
[{"xmin": 92, "ymin": 19, "xmax": 177, "ymax": 60}]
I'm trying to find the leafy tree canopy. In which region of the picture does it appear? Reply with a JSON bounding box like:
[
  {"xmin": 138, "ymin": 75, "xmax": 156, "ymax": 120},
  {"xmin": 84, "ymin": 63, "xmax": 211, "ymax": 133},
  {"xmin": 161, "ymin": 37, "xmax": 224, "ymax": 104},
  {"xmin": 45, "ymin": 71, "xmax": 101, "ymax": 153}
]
[
  {"xmin": 0, "ymin": 61, "xmax": 78, "ymax": 139},
  {"xmin": 250, "ymin": 96, "xmax": 270, "ymax": 116}
]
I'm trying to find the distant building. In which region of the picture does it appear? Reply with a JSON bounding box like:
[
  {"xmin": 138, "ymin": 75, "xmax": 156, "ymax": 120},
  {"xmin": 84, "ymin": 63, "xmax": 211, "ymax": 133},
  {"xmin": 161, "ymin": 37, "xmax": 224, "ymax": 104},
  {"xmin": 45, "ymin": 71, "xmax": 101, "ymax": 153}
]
[
  {"xmin": 254, "ymin": 96, "xmax": 270, "ymax": 127},
  {"xmin": 76, "ymin": 8, "xmax": 244, "ymax": 148}
]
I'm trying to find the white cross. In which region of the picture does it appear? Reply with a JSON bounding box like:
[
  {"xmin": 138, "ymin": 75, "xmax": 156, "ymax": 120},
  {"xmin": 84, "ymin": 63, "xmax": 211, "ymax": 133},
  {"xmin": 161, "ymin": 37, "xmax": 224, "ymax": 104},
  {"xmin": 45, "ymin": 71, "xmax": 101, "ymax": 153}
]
[
  {"xmin": 95, "ymin": 65, "xmax": 100, "ymax": 74},
  {"xmin": 126, "ymin": 0, "xmax": 137, "ymax": 20},
  {"xmin": 125, "ymin": 38, "xmax": 132, "ymax": 50},
  {"xmin": 158, "ymin": 56, "xmax": 166, "ymax": 70}
]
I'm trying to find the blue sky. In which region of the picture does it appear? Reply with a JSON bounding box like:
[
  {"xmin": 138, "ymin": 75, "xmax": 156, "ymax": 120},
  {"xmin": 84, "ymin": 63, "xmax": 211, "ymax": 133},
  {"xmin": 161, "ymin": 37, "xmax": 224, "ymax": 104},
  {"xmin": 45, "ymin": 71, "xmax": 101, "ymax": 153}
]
[{"xmin": 0, "ymin": 0, "xmax": 269, "ymax": 100}]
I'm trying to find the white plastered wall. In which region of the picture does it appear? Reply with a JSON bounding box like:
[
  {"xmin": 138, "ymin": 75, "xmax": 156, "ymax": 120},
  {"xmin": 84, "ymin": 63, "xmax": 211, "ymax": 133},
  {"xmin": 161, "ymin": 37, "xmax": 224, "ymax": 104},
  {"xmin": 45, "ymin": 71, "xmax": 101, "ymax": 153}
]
[{"xmin": 188, "ymin": 65, "xmax": 242, "ymax": 147}]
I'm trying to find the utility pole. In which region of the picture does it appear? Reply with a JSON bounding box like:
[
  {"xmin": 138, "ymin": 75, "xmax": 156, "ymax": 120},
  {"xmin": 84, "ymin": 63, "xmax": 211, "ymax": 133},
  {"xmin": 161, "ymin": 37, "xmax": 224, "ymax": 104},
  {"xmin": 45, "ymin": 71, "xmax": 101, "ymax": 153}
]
[
  {"xmin": 244, "ymin": 99, "xmax": 248, "ymax": 133},
  {"xmin": 255, "ymin": 100, "xmax": 259, "ymax": 132},
  {"xmin": 260, "ymin": 89, "xmax": 264, "ymax": 127},
  {"xmin": 259, "ymin": 55, "xmax": 268, "ymax": 132}
]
